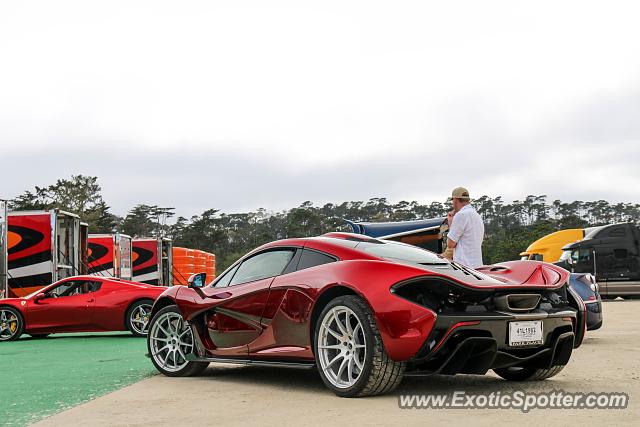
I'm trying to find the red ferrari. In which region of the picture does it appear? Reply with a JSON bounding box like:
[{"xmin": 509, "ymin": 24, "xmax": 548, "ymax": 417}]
[
  {"xmin": 0, "ymin": 276, "xmax": 165, "ymax": 341},
  {"xmin": 147, "ymin": 233, "xmax": 586, "ymax": 397}
]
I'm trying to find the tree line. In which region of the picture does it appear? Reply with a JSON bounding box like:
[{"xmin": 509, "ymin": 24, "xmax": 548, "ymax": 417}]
[{"xmin": 9, "ymin": 175, "xmax": 640, "ymax": 271}]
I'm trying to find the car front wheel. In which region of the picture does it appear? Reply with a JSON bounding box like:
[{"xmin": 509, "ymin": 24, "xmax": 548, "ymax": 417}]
[
  {"xmin": 0, "ymin": 307, "xmax": 24, "ymax": 342},
  {"xmin": 147, "ymin": 305, "xmax": 208, "ymax": 376},
  {"xmin": 314, "ymin": 295, "xmax": 405, "ymax": 397}
]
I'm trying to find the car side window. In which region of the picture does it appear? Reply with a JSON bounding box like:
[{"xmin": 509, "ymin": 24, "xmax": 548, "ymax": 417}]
[
  {"xmin": 47, "ymin": 281, "xmax": 81, "ymax": 298},
  {"xmin": 47, "ymin": 280, "xmax": 102, "ymax": 297},
  {"xmin": 213, "ymin": 264, "xmax": 240, "ymax": 288},
  {"xmin": 229, "ymin": 249, "xmax": 296, "ymax": 286},
  {"xmin": 85, "ymin": 281, "xmax": 102, "ymax": 293},
  {"xmin": 296, "ymin": 249, "xmax": 336, "ymax": 271}
]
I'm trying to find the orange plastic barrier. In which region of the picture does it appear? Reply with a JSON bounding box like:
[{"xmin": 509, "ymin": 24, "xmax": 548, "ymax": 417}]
[
  {"xmin": 171, "ymin": 247, "xmax": 217, "ymax": 285},
  {"xmin": 173, "ymin": 247, "xmax": 195, "ymax": 257},
  {"xmin": 205, "ymin": 252, "xmax": 216, "ymax": 281},
  {"xmin": 172, "ymin": 247, "xmax": 196, "ymax": 285},
  {"xmin": 173, "ymin": 256, "xmax": 196, "ymax": 264}
]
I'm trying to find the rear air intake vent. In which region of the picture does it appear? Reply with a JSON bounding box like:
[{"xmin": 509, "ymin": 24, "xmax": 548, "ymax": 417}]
[{"xmin": 493, "ymin": 294, "xmax": 541, "ymax": 312}]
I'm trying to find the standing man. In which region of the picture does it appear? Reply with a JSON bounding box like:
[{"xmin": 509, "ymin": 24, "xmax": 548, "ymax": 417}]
[{"xmin": 442, "ymin": 187, "xmax": 485, "ymax": 268}]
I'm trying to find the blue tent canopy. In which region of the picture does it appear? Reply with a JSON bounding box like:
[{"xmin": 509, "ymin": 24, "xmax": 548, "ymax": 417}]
[{"xmin": 345, "ymin": 217, "xmax": 446, "ymax": 239}]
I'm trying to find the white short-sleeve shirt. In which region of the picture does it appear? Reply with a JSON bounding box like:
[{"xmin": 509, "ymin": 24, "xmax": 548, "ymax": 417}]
[{"xmin": 447, "ymin": 204, "xmax": 485, "ymax": 268}]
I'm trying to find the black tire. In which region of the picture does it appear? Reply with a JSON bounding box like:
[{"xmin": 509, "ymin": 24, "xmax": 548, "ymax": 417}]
[
  {"xmin": 28, "ymin": 334, "xmax": 50, "ymax": 339},
  {"xmin": 0, "ymin": 306, "xmax": 24, "ymax": 342},
  {"xmin": 147, "ymin": 305, "xmax": 208, "ymax": 377},
  {"xmin": 314, "ymin": 295, "xmax": 405, "ymax": 397},
  {"xmin": 126, "ymin": 299, "xmax": 155, "ymax": 337},
  {"xmin": 494, "ymin": 364, "xmax": 565, "ymax": 381},
  {"xmin": 588, "ymin": 319, "xmax": 603, "ymax": 331}
]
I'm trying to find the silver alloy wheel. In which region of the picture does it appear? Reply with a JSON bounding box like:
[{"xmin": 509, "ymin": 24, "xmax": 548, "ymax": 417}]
[
  {"xmin": 0, "ymin": 309, "xmax": 20, "ymax": 341},
  {"xmin": 149, "ymin": 312, "xmax": 194, "ymax": 372},
  {"xmin": 318, "ymin": 306, "xmax": 366, "ymax": 388},
  {"xmin": 130, "ymin": 303, "xmax": 153, "ymax": 335}
]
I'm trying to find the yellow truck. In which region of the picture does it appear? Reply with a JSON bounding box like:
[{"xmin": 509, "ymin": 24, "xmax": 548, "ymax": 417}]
[{"xmin": 520, "ymin": 229, "xmax": 585, "ymax": 262}]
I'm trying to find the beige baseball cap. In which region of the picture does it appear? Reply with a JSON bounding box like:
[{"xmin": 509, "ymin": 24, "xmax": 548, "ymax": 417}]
[{"xmin": 451, "ymin": 187, "xmax": 470, "ymax": 200}]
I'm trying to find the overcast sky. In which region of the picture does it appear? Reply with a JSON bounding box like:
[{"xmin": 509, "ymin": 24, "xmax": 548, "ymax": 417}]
[{"xmin": 1, "ymin": 1, "xmax": 639, "ymax": 218}]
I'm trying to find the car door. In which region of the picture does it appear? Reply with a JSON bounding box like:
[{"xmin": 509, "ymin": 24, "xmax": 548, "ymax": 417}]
[
  {"xmin": 27, "ymin": 280, "xmax": 97, "ymax": 332},
  {"xmin": 203, "ymin": 247, "xmax": 297, "ymax": 357},
  {"xmin": 249, "ymin": 248, "xmax": 337, "ymax": 358}
]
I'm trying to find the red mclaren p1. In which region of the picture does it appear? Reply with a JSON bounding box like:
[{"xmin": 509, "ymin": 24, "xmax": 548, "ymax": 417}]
[
  {"xmin": 146, "ymin": 233, "xmax": 586, "ymax": 397},
  {"xmin": 0, "ymin": 276, "xmax": 166, "ymax": 341}
]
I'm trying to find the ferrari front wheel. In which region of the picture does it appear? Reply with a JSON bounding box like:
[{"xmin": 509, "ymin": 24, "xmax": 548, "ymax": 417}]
[
  {"xmin": 0, "ymin": 307, "xmax": 24, "ymax": 342},
  {"xmin": 314, "ymin": 295, "xmax": 405, "ymax": 397},
  {"xmin": 147, "ymin": 305, "xmax": 208, "ymax": 377}
]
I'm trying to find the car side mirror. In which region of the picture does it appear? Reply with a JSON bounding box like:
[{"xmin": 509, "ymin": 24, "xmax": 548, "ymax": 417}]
[
  {"xmin": 188, "ymin": 273, "xmax": 207, "ymax": 289},
  {"xmin": 33, "ymin": 293, "xmax": 46, "ymax": 303}
]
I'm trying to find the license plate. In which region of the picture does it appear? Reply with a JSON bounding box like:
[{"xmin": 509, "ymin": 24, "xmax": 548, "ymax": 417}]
[{"xmin": 509, "ymin": 321, "xmax": 543, "ymax": 347}]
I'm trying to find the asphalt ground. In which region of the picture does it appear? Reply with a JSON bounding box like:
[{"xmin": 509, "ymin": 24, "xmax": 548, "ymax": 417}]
[
  {"xmin": 0, "ymin": 300, "xmax": 640, "ymax": 426},
  {"xmin": 0, "ymin": 332, "xmax": 155, "ymax": 427},
  {"xmin": 24, "ymin": 299, "xmax": 640, "ymax": 427}
]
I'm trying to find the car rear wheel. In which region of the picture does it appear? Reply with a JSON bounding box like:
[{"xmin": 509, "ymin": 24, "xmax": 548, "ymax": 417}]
[
  {"xmin": 126, "ymin": 299, "xmax": 154, "ymax": 336},
  {"xmin": 0, "ymin": 307, "xmax": 24, "ymax": 342},
  {"xmin": 314, "ymin": 295, "xmax": 405, "ymax": 397},
  {"xmin": 494, "ymin": 364, "xmax": 565, "ymax": 381},
  {"xmin": 147, "ymin": 305, "xmax": 208, "ymax": 377}
]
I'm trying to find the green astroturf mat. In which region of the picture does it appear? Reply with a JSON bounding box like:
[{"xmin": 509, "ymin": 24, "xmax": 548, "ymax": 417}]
[{"xmin": 0, "ymin": 332, "xmax": 156, "ymax": 426}]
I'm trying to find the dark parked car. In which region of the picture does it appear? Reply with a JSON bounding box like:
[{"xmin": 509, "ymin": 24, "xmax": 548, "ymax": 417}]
[{"xmin": 568, "ymin": 273, "xmax": 602, "ymax": 330}]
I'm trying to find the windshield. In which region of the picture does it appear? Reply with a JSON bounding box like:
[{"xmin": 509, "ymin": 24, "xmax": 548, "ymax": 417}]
[
  {"xmin": 355, "ymin": 240, "xmax": 447, "ymax": 265},
  {"xmin": 559, "ymin": 250, "xmax": 573, "ymax": 264}
]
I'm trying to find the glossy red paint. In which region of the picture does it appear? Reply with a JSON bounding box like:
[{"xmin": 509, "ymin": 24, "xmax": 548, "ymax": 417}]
[
  {"xmin": 155, "ymin": 234, "xmax": 576, "ymax": 363},
  {"xmin": 432, "ymin": 321, "xmax": 481, "ymax": 353},
  {"xmin": 475, "ymin": 261, "xmax": 570, "ymax": 289},
  {"xmin": 0, "ymin": 275, "xmax": 165, "ymax": 334}
]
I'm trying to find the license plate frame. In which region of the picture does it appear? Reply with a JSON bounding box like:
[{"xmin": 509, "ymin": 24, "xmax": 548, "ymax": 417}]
[{"xmin": 508, "ymin": 320, "xmax": 543, "ymax": 347}]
